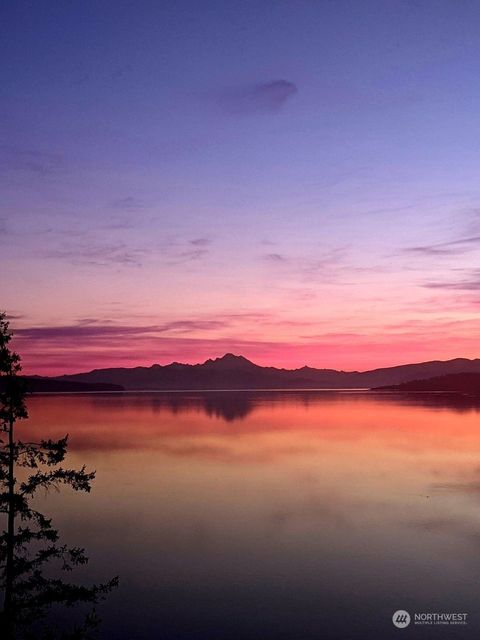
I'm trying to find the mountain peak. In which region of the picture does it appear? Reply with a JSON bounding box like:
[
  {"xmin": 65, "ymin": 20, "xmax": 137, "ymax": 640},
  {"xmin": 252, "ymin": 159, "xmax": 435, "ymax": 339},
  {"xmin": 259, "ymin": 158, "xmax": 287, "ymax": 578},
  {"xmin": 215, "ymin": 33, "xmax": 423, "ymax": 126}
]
[
  {"xmin": 202, "ymin": 353, "xmax": 257, "ymax": 369},
  {"xmin": 219, "ymin": 353, "xmax": 250, "ymax": 362}
]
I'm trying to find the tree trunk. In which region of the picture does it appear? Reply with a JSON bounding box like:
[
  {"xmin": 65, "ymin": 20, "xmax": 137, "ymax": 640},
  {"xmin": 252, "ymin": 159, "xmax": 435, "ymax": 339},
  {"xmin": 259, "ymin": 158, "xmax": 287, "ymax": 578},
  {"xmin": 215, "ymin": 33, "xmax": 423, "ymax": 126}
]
[{"xmin": 3, "ymin": 409, "xmax": 15, "ymax": 640}]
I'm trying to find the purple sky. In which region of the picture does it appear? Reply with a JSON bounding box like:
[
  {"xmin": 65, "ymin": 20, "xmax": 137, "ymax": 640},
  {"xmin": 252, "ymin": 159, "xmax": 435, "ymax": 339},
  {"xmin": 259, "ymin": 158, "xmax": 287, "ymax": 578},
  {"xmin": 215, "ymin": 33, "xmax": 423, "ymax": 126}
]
[{"xmin": 2, "ymin": 1, "xmax": 480, "ymax": 374}]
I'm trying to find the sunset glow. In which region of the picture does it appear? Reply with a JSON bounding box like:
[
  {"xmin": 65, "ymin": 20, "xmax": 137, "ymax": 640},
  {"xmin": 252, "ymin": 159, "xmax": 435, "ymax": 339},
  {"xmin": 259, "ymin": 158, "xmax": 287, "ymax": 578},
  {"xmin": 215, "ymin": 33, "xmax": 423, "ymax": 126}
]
[{"xmin": 2, "ymin": 2, "xmax": 480, "ymax": 374}]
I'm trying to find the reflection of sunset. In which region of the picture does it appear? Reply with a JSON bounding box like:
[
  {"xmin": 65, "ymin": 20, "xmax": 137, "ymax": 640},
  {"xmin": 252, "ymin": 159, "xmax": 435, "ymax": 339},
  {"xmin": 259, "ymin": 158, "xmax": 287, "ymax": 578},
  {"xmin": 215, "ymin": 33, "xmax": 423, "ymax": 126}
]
[
  {"xmin": 18, "ymin": 392, "xmax": 480, "ymax": 638},
  {"xmin": 23, "ymin": 392, "xmax": 480, "ymax": 454},
  {"xmin": 22, "ymin": 393, "xmax": 480, "ymax": 522}
]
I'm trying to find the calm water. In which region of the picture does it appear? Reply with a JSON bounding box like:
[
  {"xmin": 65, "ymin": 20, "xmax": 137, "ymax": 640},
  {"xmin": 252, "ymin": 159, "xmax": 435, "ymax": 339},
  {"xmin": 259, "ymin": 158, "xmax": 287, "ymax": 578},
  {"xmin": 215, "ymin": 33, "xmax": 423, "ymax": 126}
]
[{"xmin": 18, "ymin": 391, "xmax": 480, "ymax": 638}]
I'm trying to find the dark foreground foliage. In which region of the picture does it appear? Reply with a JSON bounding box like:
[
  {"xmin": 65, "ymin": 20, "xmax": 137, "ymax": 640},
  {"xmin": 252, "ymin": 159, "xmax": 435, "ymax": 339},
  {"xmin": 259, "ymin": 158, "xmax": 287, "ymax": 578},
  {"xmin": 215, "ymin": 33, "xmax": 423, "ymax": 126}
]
[{"xmin": 0, "ymin": 312, "xmax": 118, "ymax": 639}]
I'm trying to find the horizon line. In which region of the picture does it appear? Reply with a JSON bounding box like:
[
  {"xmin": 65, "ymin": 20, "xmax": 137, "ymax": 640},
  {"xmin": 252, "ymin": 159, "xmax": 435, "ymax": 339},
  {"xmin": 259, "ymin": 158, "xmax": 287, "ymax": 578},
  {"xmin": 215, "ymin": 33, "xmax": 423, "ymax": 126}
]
[{"xmin": 26, "ymin": 352, "xmax": 480, "ymax": 378}]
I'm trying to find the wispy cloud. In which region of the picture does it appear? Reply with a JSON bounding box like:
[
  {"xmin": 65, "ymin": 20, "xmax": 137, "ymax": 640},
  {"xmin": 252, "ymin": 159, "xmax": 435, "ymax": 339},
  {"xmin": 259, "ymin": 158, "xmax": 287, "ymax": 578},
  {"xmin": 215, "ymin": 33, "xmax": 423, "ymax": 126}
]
[
  {"xmin": 404, "ymin": 235, "xmax": 480, "ymax": 256},
  {"xmin": 0, "ymin": 215, "xmax": 55, "ymax": 246},
  {"xmin": 162, "ymin": 237, "xmax": 213, "ymax": 265},
  {"xmin": 110, "ymin": 196, "xmax": 146, "ymax": 211},
  {"xmin": 264, "ymin": 253, "xmax": 287, "ymax": 262},
  {"xmin": 217, "ymin": 79, "xmax": 298, "ymax": 115},
  {"xmin": 424, "ymin": 269, "xmax": 480, "ymax": 291},
  {"xmin": 168, "ymin": 248, "xmax": 209, "ymax": 264},
  {"xmin": 15, "ymin": 319, "xmax": 227, "ymax": 341},
  {"xmin": 189, "ymin": 237, "xmax": 211, "ymax": 247},
  {"xmin": 42, "ymin": 241, "xmax": 146, "ymax": 267},
  {"xmin": 262, "ymin": 248, "xmax": 350, "ymax": 283},
  {"xmin": 0, "ymin": 145, "xmax": 65, "ymax": 177},
  {"xmin": 37, "ymin": 231, "xmax": 213, "ymax": 269}
]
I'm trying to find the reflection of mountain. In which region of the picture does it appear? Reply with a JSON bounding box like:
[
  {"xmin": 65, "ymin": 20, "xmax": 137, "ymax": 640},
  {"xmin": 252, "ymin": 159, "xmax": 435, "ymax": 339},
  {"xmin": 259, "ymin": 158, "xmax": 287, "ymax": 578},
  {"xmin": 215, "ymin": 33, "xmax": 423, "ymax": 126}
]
[
  {"xmin": 143, "ymin": 392, "xmax": 254, "ymax": 422},
  {"xmin": 202, "ymin": 393, "xmax": 253, "ymax": 421},
  {"xmin": 147, "ymin": 389, "xmax": 480, "ymax": 420},
  {"xmin": 87, "ymin": 389, "xmax": 480, "ymax": 425},
  {"xmin": 53, "ymin": 353, "xmax": 480, "ymax": 390}
]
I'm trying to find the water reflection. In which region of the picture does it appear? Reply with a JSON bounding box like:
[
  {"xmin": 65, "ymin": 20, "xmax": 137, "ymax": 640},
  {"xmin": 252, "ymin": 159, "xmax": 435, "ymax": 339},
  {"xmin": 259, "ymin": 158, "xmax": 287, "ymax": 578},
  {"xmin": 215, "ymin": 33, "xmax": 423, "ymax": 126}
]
[
  {"xmin": 93, "ymin": 389, "xmax": 480, "ymax": 417},
  {"xmin": 58, "ymin": 388, "xmax": 480, "ymax": 423},
  {"xmin": 17, "ymin": 392, "xmax": 480, "ymax": 639}
]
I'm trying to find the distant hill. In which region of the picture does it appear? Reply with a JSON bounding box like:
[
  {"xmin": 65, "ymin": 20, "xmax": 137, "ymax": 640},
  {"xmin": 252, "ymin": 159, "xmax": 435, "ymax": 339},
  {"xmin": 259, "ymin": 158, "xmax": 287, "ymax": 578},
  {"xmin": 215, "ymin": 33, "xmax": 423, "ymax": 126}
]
[
  {"xmin": 376, "ymin": 372, "xmax": 480, "ymax": 394},
  {"xmin": 51, "ymin": 353, "xmax": 480, "ymax": 391},
  {"xmin": 0, "ymin": 376, "xmax": 124, "ymax": 393}
]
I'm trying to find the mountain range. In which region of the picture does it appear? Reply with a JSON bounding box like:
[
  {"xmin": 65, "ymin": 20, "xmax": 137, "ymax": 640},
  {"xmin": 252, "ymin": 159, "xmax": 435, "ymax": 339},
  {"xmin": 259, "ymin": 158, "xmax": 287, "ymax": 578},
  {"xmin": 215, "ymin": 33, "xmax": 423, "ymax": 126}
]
[{"xmin": 42, "ymin": 353, "xmax": 480, "ymax": 391}]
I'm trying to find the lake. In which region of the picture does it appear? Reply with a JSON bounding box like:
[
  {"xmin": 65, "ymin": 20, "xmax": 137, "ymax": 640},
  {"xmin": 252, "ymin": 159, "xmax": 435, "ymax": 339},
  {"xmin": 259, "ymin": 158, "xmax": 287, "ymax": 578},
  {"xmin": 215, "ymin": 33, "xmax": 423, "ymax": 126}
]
[{"xmin": 18, "ymin": 391, "xmax": 480, "ymax": 638}]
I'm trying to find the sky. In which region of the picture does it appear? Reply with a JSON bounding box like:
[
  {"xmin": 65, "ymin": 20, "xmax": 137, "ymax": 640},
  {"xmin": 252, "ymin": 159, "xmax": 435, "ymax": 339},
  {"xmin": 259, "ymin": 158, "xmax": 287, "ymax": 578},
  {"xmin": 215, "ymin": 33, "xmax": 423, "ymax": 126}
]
[{"xmin": 2, "ymin": 0, "xmax": 480, "ymax": 375}]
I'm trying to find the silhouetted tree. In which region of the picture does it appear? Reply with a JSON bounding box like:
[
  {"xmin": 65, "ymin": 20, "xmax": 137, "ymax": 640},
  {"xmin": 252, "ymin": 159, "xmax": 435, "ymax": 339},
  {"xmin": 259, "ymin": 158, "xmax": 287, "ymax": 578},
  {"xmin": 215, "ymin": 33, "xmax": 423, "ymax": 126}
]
[{"xmin": 0, "ymin": 312, "xmax": 118, "ymax": 639}]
